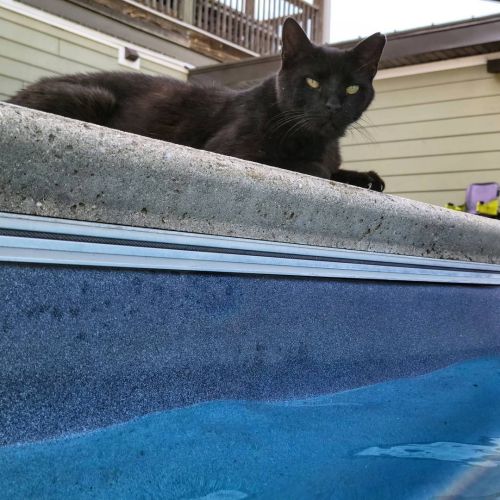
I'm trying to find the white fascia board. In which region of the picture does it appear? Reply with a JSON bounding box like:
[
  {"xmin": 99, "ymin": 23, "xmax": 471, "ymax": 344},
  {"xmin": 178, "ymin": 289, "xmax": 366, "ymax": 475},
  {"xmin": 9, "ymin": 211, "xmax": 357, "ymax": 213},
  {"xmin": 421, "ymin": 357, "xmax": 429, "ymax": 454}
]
[{"xmin": 376, "ymin": 51, "xmax": 500, "ymax": 80}]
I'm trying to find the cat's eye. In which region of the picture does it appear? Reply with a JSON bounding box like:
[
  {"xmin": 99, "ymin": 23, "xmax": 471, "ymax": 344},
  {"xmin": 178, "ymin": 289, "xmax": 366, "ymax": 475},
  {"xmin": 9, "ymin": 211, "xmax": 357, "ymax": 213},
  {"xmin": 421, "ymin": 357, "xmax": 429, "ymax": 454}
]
[
  {"xmin": 346, "ymin": 85, "xmax": 360, "ymax": 95},
  {"xmin": 306, "ymin": 78, "xmax": 320, "ymax": 89}
]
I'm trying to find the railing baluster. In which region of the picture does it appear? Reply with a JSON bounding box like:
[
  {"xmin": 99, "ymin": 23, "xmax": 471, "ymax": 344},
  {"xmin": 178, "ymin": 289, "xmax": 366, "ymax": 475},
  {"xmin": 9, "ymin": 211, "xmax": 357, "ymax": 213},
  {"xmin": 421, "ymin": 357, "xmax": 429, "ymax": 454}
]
[
  {"xmin": 211, "ymin": 0, "xmax": 215, "ymax": 34},
  {"xmin": 244, "ymin": 1, "xmax": 249, "ymax": 51},
  {"xmin": 269, "ymin": 0, "xmax": 274, "ymax": 55},
  {"xmin": 278, "ymin": 0, "xmax": 283, "ymax": 54},
  {"xmin": 313, "ymin": 0, "xmax": 321, "ymax": 43},
  {"xmin": 265, "ymin": 0, "xmax": 270, "ymax": 55},
  {"xmin": 203, "ymin": 0, "xmax": 209, "ymax": 30},
  {"xmin": 245, "ymin": 0, "xmax": 253, "ymax": 51},
  {"xmin": 270, "ymin": 0, "xmax": 275, "ymax": 54},
  {"xmin": 135, "ymin": 0, "xmax": 322, "ymax": 54},
  {"xmin": 195, "ymin": 0, "xmax": 202, "ymax": 26},
  {"xmin": 227, "ymin": 0, "xmax": 233, "ymax": 44},
  {"xmin": 253, "ymin": 0, "xmax": 260, "ymax": 54},
  {"xmin": 208, "ymin": 0, "xmax": 213, "ymax": 34},
  {"xmin": 308, "ymin": 4, "xmax": 312, "ymax": 38},
  {"xmin": 214, "ymin": 0, "xmax": 219, "ymax": 37},
  {"xmin": 217, "ymin": 0, "xmax": 223, "ymax": 38},
  {"xmin": 260, "ymin": 0, "xmax": 265, "ymax": 52},
  {"xmin": 256, "ymin": 0, "xmax": 262, "ymax": 53},
  {"xmin": 214, "ymin": 0, "xmax": 219, "ymax": 36},
  {"xmin": 302, "ymin": 3, "xmax": 306, "ymax": 35},
  {"xmin": 237, "ymin": 0, "xmax": 242, "ymax": 46},
  {"xmin": 222, "ymin": 0, "xmax": 229, "ymax": 42}
]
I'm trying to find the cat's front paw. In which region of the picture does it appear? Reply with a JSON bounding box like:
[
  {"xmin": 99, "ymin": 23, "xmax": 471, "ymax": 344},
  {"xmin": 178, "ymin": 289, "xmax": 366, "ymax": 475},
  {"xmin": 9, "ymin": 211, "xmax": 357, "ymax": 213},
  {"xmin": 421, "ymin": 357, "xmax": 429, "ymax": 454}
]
[{"xmin": 364, "ymin": 171, "xmax": 385, "ymax": 192}]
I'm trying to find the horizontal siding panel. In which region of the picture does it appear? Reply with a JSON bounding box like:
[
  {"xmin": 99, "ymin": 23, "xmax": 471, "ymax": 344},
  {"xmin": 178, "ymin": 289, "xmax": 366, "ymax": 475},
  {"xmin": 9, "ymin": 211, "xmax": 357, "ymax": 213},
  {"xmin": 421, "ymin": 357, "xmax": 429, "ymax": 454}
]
[
  {"xmin": 385, "ymin": 169, "xmax": 500, "ymax": 193},
  {"xmin": 0, "ymin": 6, "xmax": 186, "ymax": 82},
  {"xmin": 0, "ymin": 93, "xmax": 9, "ymax": 101},
  {"xmin": 0, "ymin": 56, "xmax": 57, "ymax": 83},
  {"xmin": 0, "ymin": 18, "xmax": 59, "ymax": 54},
  {"xmin": 0, "ymin": 7, "xmax": 184, "ymax": 79},
  {"xmin": 0, "ymin": 8, "xmax": 118, "ymax": 58},
  {"xmin": 140, "ymin": 60, "xmax": 187, "ymax": 80},
  {"xmin": 343, "ymin": 114, "xmax": 500, "ymax": 146},
  {"xmin": 0, "ymin": 74, "xmax": 24, "ymax": 96},
  {"xmin": 364, "ymin": 95, "xmax": 500, "ymax": 126},
  {"xmin": 391, "ymin": 190, "xmax": 469, "ymax": 207},
  {"xmin": 342, "ymin": 132, "xmax": 500, "ymax": 162},
  {"xmin": 343, "ymin": 151, "xmax": 500, "ymax": 176},
  {"xmin": 54, "ymin": 34, "xmax": 118, "ymax": 59},
  {"xmin": 374, "ymin": 64, "xmax": 488, "ymax": 93},
  {"xmin": 58, "ymin": 40, "xmax": 119, "ymax": 72},
  {"xmin": 0, "ymin": 38, "xmax": 98, "ymax": 76},
  {"xmin": 370, "ymin": 77, "xmax": 500, "ymax": 110}
]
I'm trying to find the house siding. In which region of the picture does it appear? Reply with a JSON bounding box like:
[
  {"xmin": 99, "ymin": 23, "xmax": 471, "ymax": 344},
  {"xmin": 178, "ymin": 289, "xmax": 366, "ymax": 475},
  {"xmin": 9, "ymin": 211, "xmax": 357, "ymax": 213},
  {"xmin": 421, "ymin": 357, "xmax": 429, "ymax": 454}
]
[
  {"xmin": 342, "ymin": 63, "xmax": 500, "ymax": 206},
  {"xmin": 0, "ymin": 4, "xmax": 188, "ymax": 99}
]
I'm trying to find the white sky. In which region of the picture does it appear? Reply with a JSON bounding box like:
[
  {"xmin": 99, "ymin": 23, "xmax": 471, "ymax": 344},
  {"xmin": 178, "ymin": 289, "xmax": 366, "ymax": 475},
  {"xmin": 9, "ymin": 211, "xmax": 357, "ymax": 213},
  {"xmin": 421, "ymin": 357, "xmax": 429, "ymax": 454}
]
[{"xmin": 329, "ymin": 0, "xmax": 500, "ymax": 42}]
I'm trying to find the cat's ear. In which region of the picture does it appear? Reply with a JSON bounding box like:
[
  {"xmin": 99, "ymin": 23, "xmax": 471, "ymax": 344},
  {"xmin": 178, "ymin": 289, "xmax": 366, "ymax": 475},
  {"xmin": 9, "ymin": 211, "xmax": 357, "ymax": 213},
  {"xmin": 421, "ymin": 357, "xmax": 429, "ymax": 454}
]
[
  {"xmin": 281, "ymin": 18, "xmax": 313, "ymax": 64},
  {"xmin": 351, "ymin": 32, "xmax": 386, "ymax": 78}
]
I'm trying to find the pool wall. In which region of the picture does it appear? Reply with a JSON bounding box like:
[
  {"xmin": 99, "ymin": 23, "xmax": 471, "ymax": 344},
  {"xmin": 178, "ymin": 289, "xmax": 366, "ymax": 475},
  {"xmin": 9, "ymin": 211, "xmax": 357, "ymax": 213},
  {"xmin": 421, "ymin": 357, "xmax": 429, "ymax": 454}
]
[{"xmin": 1, "ymin": 263, "xmax": 500, "ymax": 446}]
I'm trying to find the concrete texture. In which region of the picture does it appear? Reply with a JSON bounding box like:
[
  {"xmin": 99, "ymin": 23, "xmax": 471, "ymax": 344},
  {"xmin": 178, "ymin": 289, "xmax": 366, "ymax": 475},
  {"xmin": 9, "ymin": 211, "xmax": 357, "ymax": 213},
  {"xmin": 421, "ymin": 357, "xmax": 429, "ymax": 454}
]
[
  {"xmin": 2, "ymin": 264, "xmax": 500, "ymax": 445},
  {"xmin": 1, "ymin": 102, "xmax": 500, "ymax": 264}
]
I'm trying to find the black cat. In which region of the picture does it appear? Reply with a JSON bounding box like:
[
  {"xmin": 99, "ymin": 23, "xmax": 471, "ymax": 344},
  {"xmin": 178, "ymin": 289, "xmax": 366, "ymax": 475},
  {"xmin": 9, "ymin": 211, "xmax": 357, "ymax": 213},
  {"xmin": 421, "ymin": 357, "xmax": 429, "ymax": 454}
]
[{"xmin": 8, "ymin": 18, "xmax": 386, "ymax": 191}]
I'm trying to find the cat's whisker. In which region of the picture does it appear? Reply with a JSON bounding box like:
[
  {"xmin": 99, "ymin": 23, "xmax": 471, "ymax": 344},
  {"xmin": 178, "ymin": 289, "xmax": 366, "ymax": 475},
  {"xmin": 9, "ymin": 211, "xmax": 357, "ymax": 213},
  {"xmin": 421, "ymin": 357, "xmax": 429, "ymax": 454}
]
[
  {"xmin": 267, "ymin": 112, "xmax": 310, "ymax": 135},
  {"xmin": 349, "ymin": 121, "xmax": 376, "ymax": 144},
  {"xmin": 279, "ymin": 120, "xmax": 305, "ymax": 144},
  {"xmin": 267, "ymin": 115, "xmax": 303, "ymax": 132},
  {"xmin": 348, "ymin": 124, "xmax": 367, "ymax": 142},
  {"xmin": 359, "ymin": 116, "xmax": 375, "ymax": 127},
  {"xmin": 280, "ymin": 116, "xmax": 318, "ymax": 143}
]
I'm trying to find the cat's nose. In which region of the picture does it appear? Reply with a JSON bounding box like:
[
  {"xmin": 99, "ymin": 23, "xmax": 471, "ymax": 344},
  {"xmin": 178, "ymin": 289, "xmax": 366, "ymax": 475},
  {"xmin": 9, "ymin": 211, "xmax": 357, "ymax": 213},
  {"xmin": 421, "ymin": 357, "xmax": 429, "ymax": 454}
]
[{"xmin": 325, "ymin": 100, "xmax": 342, "ymax": 113}]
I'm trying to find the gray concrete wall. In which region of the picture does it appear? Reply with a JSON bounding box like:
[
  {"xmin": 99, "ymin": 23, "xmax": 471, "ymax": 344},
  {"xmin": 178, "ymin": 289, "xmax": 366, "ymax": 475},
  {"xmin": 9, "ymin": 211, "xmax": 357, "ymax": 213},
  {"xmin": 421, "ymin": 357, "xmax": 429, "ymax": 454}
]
[{"xmin": 1, "ymin": 102, "xmax": 500, "ymax": 264}]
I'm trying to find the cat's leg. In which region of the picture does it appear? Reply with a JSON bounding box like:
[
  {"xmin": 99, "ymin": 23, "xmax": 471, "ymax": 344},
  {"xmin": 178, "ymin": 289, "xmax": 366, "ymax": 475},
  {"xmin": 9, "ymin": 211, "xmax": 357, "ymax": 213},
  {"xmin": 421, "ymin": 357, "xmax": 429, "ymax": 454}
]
[
  {"xmin": 8, "ymin": 79, "xmax": 116, "ymax": 125},
  {"xmin": 331, "ymin": 169, "xmax": 385, "ymax": 192}
]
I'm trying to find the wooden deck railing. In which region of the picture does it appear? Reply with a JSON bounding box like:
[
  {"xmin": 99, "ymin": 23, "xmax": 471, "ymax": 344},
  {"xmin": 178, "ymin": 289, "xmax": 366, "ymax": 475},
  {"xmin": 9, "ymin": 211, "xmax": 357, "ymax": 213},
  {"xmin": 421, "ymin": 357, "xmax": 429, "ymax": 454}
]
[{"xmin": 136, "ymin": 0, "xmax": 323, "ymax": 55}]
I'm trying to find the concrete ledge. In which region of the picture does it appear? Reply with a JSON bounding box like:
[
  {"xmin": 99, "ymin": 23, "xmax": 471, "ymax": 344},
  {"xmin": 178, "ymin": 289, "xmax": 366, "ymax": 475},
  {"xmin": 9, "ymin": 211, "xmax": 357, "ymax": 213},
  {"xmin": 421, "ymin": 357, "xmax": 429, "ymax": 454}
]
[{"xmin": 1, "ymin": 102, "xmax": 499, "ymax": 264}]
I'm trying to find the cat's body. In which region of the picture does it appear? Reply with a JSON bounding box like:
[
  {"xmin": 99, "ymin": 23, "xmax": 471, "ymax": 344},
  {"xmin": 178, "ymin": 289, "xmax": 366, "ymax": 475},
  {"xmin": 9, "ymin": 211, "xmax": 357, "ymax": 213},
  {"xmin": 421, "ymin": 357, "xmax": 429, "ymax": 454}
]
[{"xmin": 8, "ymin": 19, "xmax": 386, "ymax": 190}]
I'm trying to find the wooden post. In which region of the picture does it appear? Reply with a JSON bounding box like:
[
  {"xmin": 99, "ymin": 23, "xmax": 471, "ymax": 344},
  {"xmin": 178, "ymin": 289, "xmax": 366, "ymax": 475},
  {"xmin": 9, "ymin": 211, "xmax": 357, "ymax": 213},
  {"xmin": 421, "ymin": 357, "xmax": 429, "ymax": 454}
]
[
  {"xmin": 182, "ymin": 0, "xmax": 196, "ymax": 25},
  {"xmin": 245, "ymin": 0, "xmax": 255, "ymax": 17},
  {"xmin": 314, "ymin": 0, "xmax": 331, "ymax": 44}
]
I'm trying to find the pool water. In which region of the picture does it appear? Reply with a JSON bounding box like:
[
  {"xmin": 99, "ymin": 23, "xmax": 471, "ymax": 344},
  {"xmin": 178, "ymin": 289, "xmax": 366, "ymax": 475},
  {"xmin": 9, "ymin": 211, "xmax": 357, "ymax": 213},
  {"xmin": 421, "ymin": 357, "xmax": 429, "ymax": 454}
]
[{"xmin": 2, "ymin": 358, "xmax": 500, "ymax": 499}]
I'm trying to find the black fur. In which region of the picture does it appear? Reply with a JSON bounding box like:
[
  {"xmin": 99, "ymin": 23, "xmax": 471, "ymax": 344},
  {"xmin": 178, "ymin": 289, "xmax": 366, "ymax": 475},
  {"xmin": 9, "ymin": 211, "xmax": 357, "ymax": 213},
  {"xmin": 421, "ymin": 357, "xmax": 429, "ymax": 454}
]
[{"xmin": 9, "ymin": 18, "xmax": 386, "ymax": 191}]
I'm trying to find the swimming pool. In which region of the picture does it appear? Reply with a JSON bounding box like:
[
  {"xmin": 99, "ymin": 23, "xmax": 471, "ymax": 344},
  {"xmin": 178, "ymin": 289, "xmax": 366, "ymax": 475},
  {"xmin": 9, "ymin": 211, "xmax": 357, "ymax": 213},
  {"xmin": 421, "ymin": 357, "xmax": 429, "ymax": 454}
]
[
  {"xmin": 1, "ymin": 217, "xmax": 499, "ymax": 498},
  {"xmin": 1, "ymin": 103, "xmax": 500, "ymax": 499},
  {"xmin": 2, "ymin": 355, "xmax": 500, "ymax": 498}
]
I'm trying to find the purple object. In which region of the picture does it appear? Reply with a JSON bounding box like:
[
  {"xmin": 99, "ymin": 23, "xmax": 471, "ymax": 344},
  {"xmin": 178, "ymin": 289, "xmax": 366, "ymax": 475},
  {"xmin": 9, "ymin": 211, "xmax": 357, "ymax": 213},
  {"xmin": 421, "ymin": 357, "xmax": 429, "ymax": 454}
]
[{"xmin": 465, "ymin": 182, "xmax": 500, "ymax": 214}]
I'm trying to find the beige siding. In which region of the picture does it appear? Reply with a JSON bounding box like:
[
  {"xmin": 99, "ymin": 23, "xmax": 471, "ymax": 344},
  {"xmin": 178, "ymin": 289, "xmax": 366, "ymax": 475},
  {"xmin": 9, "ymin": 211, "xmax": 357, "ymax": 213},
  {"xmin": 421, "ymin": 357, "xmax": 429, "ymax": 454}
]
[
  {"xmin": 343, "ymin": 64, "xmax": 500, "ymax": 207},
  {"xmin": 0, "ymin": 5, "xmax": 187, "ymax": 99}
]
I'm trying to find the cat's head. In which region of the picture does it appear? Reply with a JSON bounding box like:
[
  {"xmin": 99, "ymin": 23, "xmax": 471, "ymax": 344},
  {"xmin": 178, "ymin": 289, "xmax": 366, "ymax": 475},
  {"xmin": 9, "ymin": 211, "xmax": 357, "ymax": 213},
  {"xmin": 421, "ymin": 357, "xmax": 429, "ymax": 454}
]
[{"xmin": 276, "ymin": 18, "xmax": 385, "ymax": 137}]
